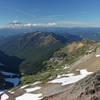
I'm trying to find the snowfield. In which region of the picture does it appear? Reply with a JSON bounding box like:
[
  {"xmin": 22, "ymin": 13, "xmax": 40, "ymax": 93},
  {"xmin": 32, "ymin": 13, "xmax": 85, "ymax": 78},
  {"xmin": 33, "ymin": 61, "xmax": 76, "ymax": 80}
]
[
  {"xmin": 32, "ymin": 81, "xmax": 41, "ymax": 85},
  {"xmin": 1, "ymin": 71, "xmax": 16, "ymax": 76},
  {"xmin": 0, "ymin": 71, "xmax": 20, "ymax": 87},
  {"xmin": 0, "ymin": 69, "xmax": 93, "ymax": 100},
  {"xmin": 16, "ymin": 93, "xmax": 42, "ymax": 100},
  {"xmin": 96, "ymin": 54, "xmax": 100, "ymax": 57},
  {"xmin": 0, "ymin": 70, "xmax": 19, "ymax": 94},
  {"xmin": 49, "ymin": 69, "xmax": 93, "ymax": 86},
  {"xmin": 1, "ymin": 94, "xmax": 9, "ymax": 100},
  {"xmin": 5, "ymin": 78, "xmax": 19, "ymax": 87},
  {"xmin": 20, "ymin": 81, "xmax": 41, "ymax": 89},
  {"xmin": 0, "ymin": 90, "xmax": 8, "ymax": 95},
  {"xmin": 20, "ymin": 84, "xmax": 29, "ymax": 89},
  {"xmin": 25, "ymin": 87, "xmax": 41, "ymax": 92}
]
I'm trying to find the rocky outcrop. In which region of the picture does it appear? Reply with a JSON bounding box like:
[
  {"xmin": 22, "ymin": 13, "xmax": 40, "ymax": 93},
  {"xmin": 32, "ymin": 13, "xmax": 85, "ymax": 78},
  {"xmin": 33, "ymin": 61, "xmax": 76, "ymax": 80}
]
[{"xmin": 42, "ymin": 70, "xmax": 100, "ymax": 100}]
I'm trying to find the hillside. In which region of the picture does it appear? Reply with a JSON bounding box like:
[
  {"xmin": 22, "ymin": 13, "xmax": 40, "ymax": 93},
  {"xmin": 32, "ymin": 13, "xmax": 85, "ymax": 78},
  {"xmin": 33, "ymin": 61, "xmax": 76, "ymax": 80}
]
[
  {"xmin": 0, "ymin": 31, "xmax": 81, "ymax": 75},
  {"xmin": 41, "ymin": 39, "xmax": 98, "ymax": 75},
  {"xmin": 1, "ymin": 38, "xmax": 100, "ymax": 100},
  {"xmin": 0, "ymin": 50, "xmax": 22, "ymax": 73},
  {"xmin": 17, "ymin": 39, "xmax": 100, "ymax": 85},
  {"xmin": 41, "ymin": 70, "xmax": 100, "ymax": 100}
]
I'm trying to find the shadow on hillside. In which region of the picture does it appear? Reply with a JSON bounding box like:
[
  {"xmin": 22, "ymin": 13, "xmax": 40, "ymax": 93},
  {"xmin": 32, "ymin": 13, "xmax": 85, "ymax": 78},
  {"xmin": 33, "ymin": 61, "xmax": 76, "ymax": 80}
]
[{"xmin": 0, "ymin": 50, "xmax": 24, "ymax": 73}]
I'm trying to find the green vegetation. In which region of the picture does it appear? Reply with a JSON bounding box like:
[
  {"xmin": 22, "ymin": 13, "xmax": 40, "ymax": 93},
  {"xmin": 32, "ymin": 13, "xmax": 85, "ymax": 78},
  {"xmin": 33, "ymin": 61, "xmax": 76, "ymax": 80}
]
[
  {"xmin": 0, "ymin": 32, "xmax": 66, "ymax": 75},
  {"xmin": 0, "ymin": 32, "xmax": 85, "ymax": 85},
  {"xmin": 20, "ymin": 39, "xmax": 96, "ymax": 85}
]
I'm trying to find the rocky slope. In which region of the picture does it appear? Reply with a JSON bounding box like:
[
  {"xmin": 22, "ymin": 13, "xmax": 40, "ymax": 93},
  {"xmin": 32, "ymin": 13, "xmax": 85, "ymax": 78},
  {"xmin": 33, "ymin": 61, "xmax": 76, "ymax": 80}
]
[
  {"xmin": 42, "ymin": 70, "xmax": 100, "ymax": 100},
  {"xmin": 1, "ymin": 35, "xmax": 100, "ymax": 100},
  {"xmin": 1, "ymin": 69, "xmax": 100, "ymax": 100}
]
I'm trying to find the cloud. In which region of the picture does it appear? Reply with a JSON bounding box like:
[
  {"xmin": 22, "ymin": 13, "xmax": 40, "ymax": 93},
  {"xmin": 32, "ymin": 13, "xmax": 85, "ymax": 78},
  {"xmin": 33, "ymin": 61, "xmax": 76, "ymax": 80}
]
[
  {"xmin": 24, "ymin": 21, "xmax": 84, "ymax": 27},
  {"xmin": 1, "ymin": 20, "xmax": 100, "ymax": 28},
  {"xmin": 47, "ymin": 23, "xmax": 56, "ymax": 26},
  {"xmin": 23, "ymin": 23, "xmax": 56, "ymax": 27},
  {"xmin": 31, "ymin": 23, "xmax": 56, "ymax": 27},
  {"xmin": 5, "ymin": 21, "xmax": 57, "ymax": 28}
]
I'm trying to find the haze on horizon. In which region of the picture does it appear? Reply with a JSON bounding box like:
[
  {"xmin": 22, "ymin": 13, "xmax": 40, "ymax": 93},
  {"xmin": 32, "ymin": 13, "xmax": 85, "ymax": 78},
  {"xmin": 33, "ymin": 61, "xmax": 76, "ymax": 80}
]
[{"xmin": 0, "ymin": 0, "xmax": 100, "ymax": 27}]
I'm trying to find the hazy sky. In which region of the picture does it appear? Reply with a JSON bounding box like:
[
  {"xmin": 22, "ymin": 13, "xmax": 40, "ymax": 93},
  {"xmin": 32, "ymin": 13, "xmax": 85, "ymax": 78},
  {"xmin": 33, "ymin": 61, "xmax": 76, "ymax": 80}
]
[{"xmin": 1, "ymin": 0, "xmax": 100, "ymax": 27}]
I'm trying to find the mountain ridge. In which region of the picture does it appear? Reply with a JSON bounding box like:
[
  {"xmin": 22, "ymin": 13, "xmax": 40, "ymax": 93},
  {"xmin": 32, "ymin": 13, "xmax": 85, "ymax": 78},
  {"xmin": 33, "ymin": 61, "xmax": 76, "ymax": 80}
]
[{"xmin": 0, "ymin": 31, "xmax": 81, "ymax": 75}]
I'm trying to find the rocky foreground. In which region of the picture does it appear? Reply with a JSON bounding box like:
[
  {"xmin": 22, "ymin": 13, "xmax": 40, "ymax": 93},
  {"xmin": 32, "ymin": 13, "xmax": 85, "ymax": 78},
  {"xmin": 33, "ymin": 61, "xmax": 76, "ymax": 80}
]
[
  {"xmin": 1, "ymin": 70, "xmax": 100, "ymax": 100},
  {"xmin": 42, "ymin": 70, "xmax": 100, "ymax": 100}
]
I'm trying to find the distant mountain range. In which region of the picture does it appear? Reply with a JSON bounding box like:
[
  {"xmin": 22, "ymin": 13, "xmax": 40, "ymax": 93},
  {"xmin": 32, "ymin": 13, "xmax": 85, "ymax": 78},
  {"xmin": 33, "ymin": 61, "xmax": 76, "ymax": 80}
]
[{"xmin": 1, "ymin": 25, "xmax": 100, "ymax": 41}]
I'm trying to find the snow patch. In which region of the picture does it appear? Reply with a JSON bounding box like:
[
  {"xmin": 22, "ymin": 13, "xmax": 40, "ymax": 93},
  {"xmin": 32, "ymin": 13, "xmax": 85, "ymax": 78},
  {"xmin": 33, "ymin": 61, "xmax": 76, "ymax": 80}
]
[
  {"xmin": 1, "ymin": 71, "xmax": 16, "ymax": 76},
  {"xmin": 20, "ymin": 84, "xmax": 29, "ymax": 89},
  {"xmin": 25, "ymin": 87, "xmax": 41, "ymax": 92},
  {"xmin": 32, "ymin": 81, "xmax": 41, "ymax": 85},
  {"xmin": 0, "ymin": 90, "xmax": 8, "ymax": 95},
  {"xmin": 80, "ymin": 69, "xmax": 92, "ymax": 75},
  {"xmin": 8, "ymin": 90, "xmax": 15, "ymax": 94},
  {"xmin": 63, "ymin": 65, "xmax": 70, "ymax": 69},
  {"xmin": 21, "ymin": 81, "xmax": 41, "ymax": 89},
  {"xmin": 16, "ymin": 93, "xmax": 42, "ymax": 100},
  {"xmin": 5, "ymin": 78, "xmax": 19, "ymax": 87},
  {"xmin": 49, "ymin": 69, "xmax": 93, "ymax": 86},
  {"xmin": 1, "ymin": 94, "xmax": 9, "ymax": 100},
  {"xmin": 0, "ymin": 91, "xmax": 4, "ymax": 95},
  {"xmin": 96, "ymin": 55, "xmax": 100, "ymax": 57}
]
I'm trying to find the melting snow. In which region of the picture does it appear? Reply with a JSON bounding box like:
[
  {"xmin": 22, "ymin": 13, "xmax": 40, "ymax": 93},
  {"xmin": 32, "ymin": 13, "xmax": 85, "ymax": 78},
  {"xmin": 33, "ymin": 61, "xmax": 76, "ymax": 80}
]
[
  {"xmin": 8, "ymin": 90, "xmax": 15, "ymax": 94},
  {"xmin": 1, "ymin": 94, "xmax": 9, "ymax": 100},
  {"xmin": 32, "ymin": 81, "xmax": 41, "ymax": 85},
  {"xmin": 49, "ymin": 69, "xmax": 93, "ymax": 86},
  {"xmin": 21, "ymin": 81, "xmax": 41, "ymax": 89},
  {"xmin": 0, "ymin": 92, "xmax": 4, "ymax": 95},
  {"xmin": 63, "ymin": 65, "xmax": 70, "ymax": 69},
  {"xmin": 20, "ymin": 84, "xmax": 29, "ymax": 89},
  {"xmin": 5, "ymin": 78, "xmax": 19, "ymax": 87},
  {"xmin": 0, "ymin": 90, "xmax": 8, "ymax": 95},
  {"xmin": 96, "ymin": 55, "xmax": 100, "ymax": 57},
  {"xmin": 25, "ymin": 87, "xmax": 41, "ymax": 92},
  {"xmin": 1, "ymin": 71, "xmax": 16, "ymax": 76},
  {"xmin": 1, "ymin": 71, "xmax": 19, "ymax": 87},
  {"xmin": 16, "ymin": 93, "xmax": 42, "ymax": 100}
]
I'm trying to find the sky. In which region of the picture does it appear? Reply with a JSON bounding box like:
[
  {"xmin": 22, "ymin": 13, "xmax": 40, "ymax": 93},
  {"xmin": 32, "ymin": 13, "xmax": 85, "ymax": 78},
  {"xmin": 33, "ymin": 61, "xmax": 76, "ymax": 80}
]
[{"xmin": 1, "ymin": 0, "xmax": 100, "ymax": 27}]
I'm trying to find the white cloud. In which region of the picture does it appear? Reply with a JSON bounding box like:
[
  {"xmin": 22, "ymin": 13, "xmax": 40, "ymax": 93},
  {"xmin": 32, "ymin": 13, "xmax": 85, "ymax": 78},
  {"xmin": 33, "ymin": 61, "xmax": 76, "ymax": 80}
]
[
  {"xmin": 47, "ymin": 22, "xmax": 56, "ymax": 26},
  {"xmin": 4, "ymin": 22, "xmax": 57, "ymax": 28},
  {"xmin": 24, "ymin": 22, "xmax": 56, "ymax": 27},
  {"xmin": 1, "ymin": 20, "xmax": 100, "ymax": 28},
  {"xmin": 24, "ymin": 23, "xmax": 32, "ymax": 27},
  {"xmin": 12, "ymin": 20, "xmax": 18, "ymax": 23}
]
